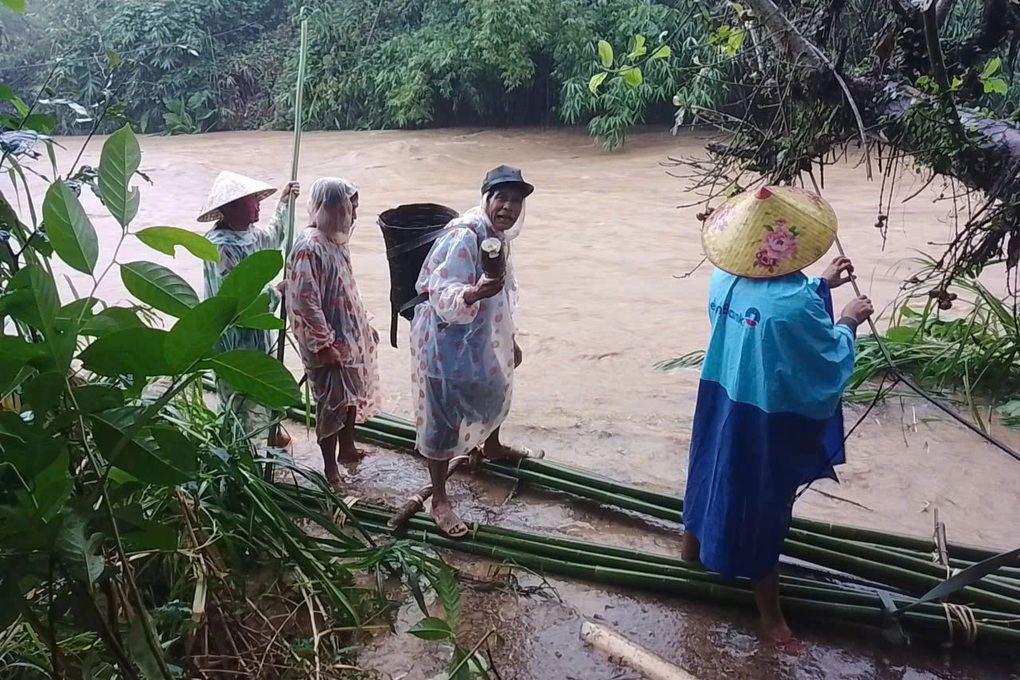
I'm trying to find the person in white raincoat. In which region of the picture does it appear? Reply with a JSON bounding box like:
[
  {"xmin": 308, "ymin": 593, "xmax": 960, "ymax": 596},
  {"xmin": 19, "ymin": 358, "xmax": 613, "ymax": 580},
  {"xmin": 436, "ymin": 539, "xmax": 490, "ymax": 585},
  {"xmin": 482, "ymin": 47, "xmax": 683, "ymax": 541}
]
[
  {"xmin": 286, "ymin": 178, "xmax": 381, "ymax": 490},
  {"xmin": 411, "ymin": 166, "xmax": 543, "ymax": 538}
]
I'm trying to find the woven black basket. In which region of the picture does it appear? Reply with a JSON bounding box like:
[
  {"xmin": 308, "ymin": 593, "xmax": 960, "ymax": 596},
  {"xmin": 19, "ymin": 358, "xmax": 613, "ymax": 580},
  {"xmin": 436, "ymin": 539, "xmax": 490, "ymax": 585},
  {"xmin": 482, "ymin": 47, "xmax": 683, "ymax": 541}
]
[{"xmin": 378, "ymin": 203, "xmax": 459, "ymax": 347}]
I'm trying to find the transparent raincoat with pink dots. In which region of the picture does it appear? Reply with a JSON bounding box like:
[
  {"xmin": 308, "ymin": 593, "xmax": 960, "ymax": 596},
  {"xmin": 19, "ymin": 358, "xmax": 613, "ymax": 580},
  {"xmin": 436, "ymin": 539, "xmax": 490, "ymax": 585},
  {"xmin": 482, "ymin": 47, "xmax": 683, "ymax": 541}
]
[{"xmin": 409, "ymin": 201, "xmax": 523, "ymax": 460}]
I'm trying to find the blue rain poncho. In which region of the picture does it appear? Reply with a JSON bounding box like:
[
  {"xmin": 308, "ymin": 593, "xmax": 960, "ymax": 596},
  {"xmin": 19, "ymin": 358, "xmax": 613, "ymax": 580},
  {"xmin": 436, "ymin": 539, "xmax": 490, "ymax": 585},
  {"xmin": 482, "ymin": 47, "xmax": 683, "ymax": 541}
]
[
  {"xmin": 409, "ymin": 200, "xmax": 523, "ymax": 461},
  {"xmin": 682, "ymin": 268, "xmax": 856, "ymax": 579}
]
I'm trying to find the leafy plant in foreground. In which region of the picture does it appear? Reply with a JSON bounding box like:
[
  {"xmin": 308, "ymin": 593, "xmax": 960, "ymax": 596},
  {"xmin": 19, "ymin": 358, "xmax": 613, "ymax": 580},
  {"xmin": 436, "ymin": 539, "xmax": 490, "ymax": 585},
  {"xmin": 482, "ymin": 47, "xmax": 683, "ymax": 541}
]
[{"xmin": 0, "ymin": 73, "xmax": 474, "ymax": 675}]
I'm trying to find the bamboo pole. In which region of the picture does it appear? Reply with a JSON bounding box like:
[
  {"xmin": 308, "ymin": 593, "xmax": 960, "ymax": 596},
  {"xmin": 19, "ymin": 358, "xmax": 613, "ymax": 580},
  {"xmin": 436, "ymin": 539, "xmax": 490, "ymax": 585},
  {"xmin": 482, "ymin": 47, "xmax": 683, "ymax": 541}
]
[
  {"xmin": 387, "ymin": 455, "xmax": 470, "ymax": 530},
  {"xmin": 268, "ymin": 11, "xmax": 310, "ymax": 450},
  {"xmin": 580, "ymin": 622, "xmax": 699, "ymax": 680}
]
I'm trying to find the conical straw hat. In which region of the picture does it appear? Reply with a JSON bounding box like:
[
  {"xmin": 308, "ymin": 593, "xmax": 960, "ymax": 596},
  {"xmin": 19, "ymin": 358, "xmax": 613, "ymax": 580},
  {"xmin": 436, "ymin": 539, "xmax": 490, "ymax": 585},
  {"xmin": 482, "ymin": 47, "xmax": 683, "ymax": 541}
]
[
  {"xmin": 197, "ymin": 171, "xmax": 277, "ymax": 223},
  {"xmin": 701, "ymin": 186, "xmax": 837, "ymax": 279}
]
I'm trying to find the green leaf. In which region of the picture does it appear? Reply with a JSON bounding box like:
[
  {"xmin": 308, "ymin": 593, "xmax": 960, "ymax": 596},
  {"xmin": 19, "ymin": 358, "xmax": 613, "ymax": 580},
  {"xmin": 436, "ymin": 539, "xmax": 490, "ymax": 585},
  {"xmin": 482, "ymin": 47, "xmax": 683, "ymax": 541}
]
[
  {"xmin": 216, "ymin": 250, "xmax": 282, "ymax": 309},
  {"xmin": 56, "ymin": 297, "xmax": 100, "ymax": 330},
  {"xmin": 135, "ymin": 227, "xmax": 219, "ymax": 262},
  {"xmin": 0, "ymin": 0, "xmax": 26, "ymax": 12},
  {"xmin": 650, "ymin": 45, "xmax": 672, "ymax": 60},
  {"xmin": 984, "ymin": 77, "xmax": 1008, "ymax": 95},
  {"xmin": 622, "ymin": 67, "xmax": 643, "ymax": 88},
  {"xmin": 30, "ymin": 451, "xmax": 71, "ymax": 522},
  {"xmin": 126, "ymin": 615, "xmax": 165, "ymax": 680},
  {"xmin": 120, "ymin": 261, "xmax": 199, "ymax": 318},
  {"xmin": 22, "ymin": 371, "xmax": 64, "ymax": 418},
  {"xmin": 6, "ymin": 265, "xmax": 59, "ymax": 340},
  {"xmin": 884, "ymin": 326, "xmax": 917, "ymax": 343},
  {"xmin": 90, "ymin": 411, "xmax": 190, "ymax": 486},
  {"xmin": 408, "ymin": 616, "xmax": 454, "ymax": 641},
  {"xmin": 627, "ymin": 34, "xmax": 647, "ymax": 60},
  {"xmin": 79, "ymin": 328, "xmax": 170, "ymax": 378},
  {"xmin": 981, "ymin": 56, "xmax": 1002, "ymax": 79},
  {"xmin": 588, "ymin": 72, "xmax": 608, "ymax": 93},
  {"xmin": 149, "ymin": 426, "xmax": 198, "ymax": 478},
  {"xmin": 106, "ymin": 50, "xmax": 122, "ymax": 68},
  {"xmin": 56, "ymin": 510, "xmax": 106, "ymax": 584},
  {"xmin": 99, "ymin": 125, "xmax": 141, "ymax": 228},
  {"xmin": 71, "ymin": 384, "xmax": 124, "ymax": 414},
  {"xmin": 236, "ymin": 312, "xmax": 284, "ymax": 331},
  {"xmin": 203, "ymin": 350, "xmax": 300, "ymax": 409},
  {"xmin": 81, "ymin": 306, "xmax": 146, "ymax": 337},
  {"xmin": 164, "ymin": 297, "xmax": 237, "ymax": 372},
  {"xmin": 0, "ymin": 336, "xmax": 47, "ymax": 364},
  {"xmin": 597, "ymin": 39, "xmax": 614, "ymax": 68},
  {"xmin": 43, "ymin": 181, "xmax": 98, "ymax": 274},
  {"xmin": 0, "ymin": 84, "xmax": 27, "ymax": 116},
  {"xmin": 0, "ymin": 411, "xmax": 64, "ymax": 479}
]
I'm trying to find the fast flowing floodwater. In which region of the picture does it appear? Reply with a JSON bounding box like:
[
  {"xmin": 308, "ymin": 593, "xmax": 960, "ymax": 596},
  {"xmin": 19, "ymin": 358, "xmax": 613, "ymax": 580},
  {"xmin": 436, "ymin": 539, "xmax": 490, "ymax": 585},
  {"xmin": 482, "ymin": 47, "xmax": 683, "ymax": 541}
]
[{"xmin": 23, "ymin": 127, "xmax": 1020, "ymax": 677}]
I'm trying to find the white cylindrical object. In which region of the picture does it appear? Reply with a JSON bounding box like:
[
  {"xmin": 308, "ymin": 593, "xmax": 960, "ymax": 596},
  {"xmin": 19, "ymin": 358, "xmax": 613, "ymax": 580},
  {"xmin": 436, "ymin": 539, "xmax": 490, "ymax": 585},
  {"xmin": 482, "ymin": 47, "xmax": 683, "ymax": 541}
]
[{"xmin": 580, "ymin": 621, "xmax": 699, "ymax": 680}]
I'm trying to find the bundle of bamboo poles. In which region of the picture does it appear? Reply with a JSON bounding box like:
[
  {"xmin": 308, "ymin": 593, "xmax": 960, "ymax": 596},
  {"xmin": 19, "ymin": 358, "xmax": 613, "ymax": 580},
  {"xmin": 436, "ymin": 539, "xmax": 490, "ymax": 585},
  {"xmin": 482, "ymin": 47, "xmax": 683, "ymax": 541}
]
[
  {"xmin": 273, "ymin": 484, "xmax": 1020, "ymax": 647},
  {"xmin": 199, "ymin": 379, "xmax": 1020, "ymax": 643}
]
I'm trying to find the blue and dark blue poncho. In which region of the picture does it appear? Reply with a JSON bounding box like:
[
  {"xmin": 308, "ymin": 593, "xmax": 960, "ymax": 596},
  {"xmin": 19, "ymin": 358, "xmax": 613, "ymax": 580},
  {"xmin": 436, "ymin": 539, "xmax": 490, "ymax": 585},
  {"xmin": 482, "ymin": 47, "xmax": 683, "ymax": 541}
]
[{"xmin": 682, "ymin": 268, "xmax": 857, "ymax": 580}]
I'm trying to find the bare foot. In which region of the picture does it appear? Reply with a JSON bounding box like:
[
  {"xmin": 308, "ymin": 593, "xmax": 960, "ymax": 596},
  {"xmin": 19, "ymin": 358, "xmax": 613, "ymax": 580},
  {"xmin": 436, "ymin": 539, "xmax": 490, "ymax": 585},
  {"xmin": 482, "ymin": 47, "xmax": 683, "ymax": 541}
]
[
  {"xmin": 324, "ymin": 469, "xmax": 344, "ymax": 493},
  {"xmin": 337, "ymin": 442, "xmax": 370, "ymax": 464},
  {"xmin": 270, "ymin": 427, "xmax": 292, "ymax": 448},
  {"xmin": 762, "ymin": 620, "xmax": 805, "ymax": 655},
  {"xmin": 430, "ymin": 499, "xmax": 467, "ymax": 538},
  {"xmin": 483, "ymin": 443, "xmax": 544, "ymax": 462}
]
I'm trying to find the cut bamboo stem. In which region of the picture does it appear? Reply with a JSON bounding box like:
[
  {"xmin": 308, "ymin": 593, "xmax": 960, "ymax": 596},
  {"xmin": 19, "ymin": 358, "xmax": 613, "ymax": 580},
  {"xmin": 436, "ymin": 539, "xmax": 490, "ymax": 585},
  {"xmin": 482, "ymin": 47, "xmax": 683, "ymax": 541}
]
[
  {"xmin": 580, "ymin": 621, "xmax": 699, "ymax": 680},
  {"xmin": 387, "ymin": 455, "xmax": 469, "ymax": 530}
]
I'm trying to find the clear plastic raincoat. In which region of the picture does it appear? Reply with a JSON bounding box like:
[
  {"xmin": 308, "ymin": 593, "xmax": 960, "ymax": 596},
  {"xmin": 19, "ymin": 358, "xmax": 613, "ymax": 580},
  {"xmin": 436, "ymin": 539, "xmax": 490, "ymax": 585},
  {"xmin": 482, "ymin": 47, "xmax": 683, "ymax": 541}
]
[
  {"xmin": 410, "ymin": 198, "xmax": 524, "ymax": 460},
  {"xmin": 286, "ymin": 178, "xmax": 381, "ymax": 441}
]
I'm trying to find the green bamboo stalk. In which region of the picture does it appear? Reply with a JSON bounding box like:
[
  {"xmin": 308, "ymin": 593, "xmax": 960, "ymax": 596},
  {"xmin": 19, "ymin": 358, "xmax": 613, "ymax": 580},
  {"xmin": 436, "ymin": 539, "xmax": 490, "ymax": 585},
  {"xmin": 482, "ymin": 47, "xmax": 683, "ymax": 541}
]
[
  {"xmin": 275, "ymin": 485, "xmax": 1020, "ymax": 640},
  {"xmin": 349, "ymin": 514, "xmax": 1020, "ymax": 646},
  {"xmin": 790, "ymin": 529, "xmax": 1020, "ymax": 603},
  {"xmin": 783, "ymin": 538, "xmax": 1020, "ymax": 615},
  {"xmin": 253, "ymin": 382, "xmax": 1010, "ymax": 567},
  {"xmin": 348, "ymin": 504, "xmax": 1020, "ymax": 628}
]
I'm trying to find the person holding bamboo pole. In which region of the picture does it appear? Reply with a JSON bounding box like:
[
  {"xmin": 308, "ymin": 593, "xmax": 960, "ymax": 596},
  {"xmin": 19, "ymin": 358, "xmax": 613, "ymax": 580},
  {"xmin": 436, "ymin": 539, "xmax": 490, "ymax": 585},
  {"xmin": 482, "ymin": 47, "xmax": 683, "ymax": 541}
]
[
  {"xmin": 199, "ymin": 171, "xmax": 300, "ymax": 448},
  {"xmin": 681, "ymin": 186, "xmax": 874, "ymax": 646},
  {"xmin": 285, "ymin": 178, "xmax": 381, "ymax": 490},
  {"xmin": 410, "ymin": 166, "xmax": 544, "ymax": 538}
]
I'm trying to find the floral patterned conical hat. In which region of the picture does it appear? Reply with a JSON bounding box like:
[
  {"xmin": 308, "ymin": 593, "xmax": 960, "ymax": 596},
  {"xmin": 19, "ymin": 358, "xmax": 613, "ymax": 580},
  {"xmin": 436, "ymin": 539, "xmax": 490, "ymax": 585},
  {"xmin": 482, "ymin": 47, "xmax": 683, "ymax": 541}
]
[{"xmin": 701, "ymin": 186, "xmax": 837, "ymax": 279}]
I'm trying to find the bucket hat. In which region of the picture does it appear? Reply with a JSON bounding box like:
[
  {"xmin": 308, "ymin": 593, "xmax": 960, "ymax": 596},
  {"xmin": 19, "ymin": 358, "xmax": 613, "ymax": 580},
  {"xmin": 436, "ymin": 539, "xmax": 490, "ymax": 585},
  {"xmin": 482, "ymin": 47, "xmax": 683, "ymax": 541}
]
[
  {"xmin": 481, "ymin": 165, "xmax": 534, "ymax": 198},
  {"xmin": 701, "ymin": 186, "xmax": 837, "ymax": 279},
  {"xmin": 197, "ymin": 171, "xmax": 277, "ymax": 223}
]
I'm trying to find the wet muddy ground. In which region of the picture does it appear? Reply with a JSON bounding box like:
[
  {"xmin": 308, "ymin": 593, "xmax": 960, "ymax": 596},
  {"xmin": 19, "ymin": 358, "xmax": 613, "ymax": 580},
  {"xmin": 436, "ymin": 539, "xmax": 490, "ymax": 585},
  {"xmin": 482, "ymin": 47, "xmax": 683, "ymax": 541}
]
[{"xmin": 292, "ymin": 435, "xmax": 1020, "ymax": 680}]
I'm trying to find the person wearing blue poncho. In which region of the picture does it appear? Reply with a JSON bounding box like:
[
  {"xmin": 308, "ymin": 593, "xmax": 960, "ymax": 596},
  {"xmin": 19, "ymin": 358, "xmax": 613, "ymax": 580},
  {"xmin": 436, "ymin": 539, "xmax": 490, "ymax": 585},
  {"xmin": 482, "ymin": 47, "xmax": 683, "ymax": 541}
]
[{"xmin": 681, "ymin": 186, "xmax": 875, "ymax": 644}]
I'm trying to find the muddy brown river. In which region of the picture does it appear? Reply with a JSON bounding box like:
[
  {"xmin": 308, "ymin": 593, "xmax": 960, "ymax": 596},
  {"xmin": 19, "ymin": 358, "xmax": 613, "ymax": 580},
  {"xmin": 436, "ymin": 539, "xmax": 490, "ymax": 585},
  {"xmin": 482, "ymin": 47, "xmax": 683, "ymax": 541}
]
[{"xmin": 30, "ymin": 127, "xmax": 1020, "ymax": 678}]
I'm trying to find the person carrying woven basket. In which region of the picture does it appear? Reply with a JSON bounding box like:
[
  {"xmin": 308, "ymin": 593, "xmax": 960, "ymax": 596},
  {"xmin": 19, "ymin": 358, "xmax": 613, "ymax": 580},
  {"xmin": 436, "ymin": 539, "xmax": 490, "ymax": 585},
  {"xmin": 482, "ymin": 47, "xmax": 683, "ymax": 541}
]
[
  {"xmin": 410, "ymin": 166, "xmax": 544, "ymax": 538},
  {"xmin": 681, "ymin": 186, "xmax": 874, "ymax": 646},
  {"xmin": 285, "ymin": 178, "xmax": 381, "ymax": 490},
  {"xmin": 198, "ymin": 171, "xmax": 300, "ymax": 448}
]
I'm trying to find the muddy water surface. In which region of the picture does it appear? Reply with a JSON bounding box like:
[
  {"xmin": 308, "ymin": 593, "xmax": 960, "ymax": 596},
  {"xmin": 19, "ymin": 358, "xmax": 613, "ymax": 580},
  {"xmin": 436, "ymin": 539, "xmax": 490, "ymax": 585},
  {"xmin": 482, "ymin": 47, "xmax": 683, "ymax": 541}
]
[{"xmin": 33, "ymin": 127, "xmax": 1020, "ymax": 677}]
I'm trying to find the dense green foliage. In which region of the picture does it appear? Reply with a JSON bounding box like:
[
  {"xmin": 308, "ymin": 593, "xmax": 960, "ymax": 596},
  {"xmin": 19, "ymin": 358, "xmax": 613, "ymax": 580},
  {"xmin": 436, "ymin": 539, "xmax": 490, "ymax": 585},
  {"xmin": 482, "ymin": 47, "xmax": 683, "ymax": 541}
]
[
  {"xmin": 0, "ymin": 0, "xmax": 722, "ymax": 148},
  {"xmin": 0, "ymin": 52, "xmax": 485, "ymax": 674}
]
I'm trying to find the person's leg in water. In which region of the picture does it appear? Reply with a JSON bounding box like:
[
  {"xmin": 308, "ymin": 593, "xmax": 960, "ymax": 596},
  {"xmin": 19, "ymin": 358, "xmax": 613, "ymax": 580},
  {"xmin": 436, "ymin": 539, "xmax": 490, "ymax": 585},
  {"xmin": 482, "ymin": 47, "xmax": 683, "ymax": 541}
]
[
  {"xmin": 337, "ymin": 405, "xmax": 369, "ymax": 463},
  {"xmin": 483, "ymin": 427, "xmax": 544, "ymax": 461},
  {"xmin": 680, "ymin": 531, "xmax": 701, "ymax": 562},
  {"xmin": 752, "ymin": 567, "xmax": 800, "ymax": 649},
  {"xmin": 320, "ymin": 433, "xmax": 341, "ymax": 491},
  {"xmin": 428, "ymin": 456, "xmax": 467, "ymax": 538}
]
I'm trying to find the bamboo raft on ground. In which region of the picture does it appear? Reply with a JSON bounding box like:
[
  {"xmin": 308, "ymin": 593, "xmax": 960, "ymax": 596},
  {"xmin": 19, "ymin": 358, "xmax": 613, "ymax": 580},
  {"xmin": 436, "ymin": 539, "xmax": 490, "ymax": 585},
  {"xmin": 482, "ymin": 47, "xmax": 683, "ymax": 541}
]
[
  {"xmin": 200, "ymin": 379, "xmax": 1020, "ymax": 646},
  {"xmin": 274, "ymin": 484, "xmax": 1020, "ymax": 647}
]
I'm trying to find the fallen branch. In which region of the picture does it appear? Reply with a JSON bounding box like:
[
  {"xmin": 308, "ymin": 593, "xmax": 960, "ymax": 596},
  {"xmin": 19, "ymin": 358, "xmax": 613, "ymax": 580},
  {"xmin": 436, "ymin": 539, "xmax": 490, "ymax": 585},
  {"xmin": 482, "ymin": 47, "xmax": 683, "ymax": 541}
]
[{"xmin": 580, "ymin": 621, "xmax": 700, "ymax": 680}]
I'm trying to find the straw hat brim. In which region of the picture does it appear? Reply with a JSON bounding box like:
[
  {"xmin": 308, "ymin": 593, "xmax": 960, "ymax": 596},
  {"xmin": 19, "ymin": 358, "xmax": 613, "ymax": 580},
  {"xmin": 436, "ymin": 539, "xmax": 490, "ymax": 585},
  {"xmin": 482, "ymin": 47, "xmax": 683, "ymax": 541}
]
[
  {"xmin": 198, "ymin": 171, "xmax": 278, "ymax": 223},
  {"xmin": 701, "ymin": 186, "xmax": 837, "ymax": 279}
]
